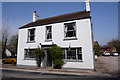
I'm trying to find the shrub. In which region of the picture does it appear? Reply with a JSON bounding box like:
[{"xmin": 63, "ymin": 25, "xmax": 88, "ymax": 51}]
[
  {"xmin": 53, "ymin": 59, "xmax": 65, "ymax": 69},
  {"xmin": 49, "ymin": 44, "xmax": 64, "ymax": 69},
  {"xmin": 32, "ymin": 48, "xmax": 45, "ymax": 68}
]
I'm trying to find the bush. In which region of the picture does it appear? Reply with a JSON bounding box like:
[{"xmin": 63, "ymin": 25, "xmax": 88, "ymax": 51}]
[
  {"xmin": 32, "ymin": 48, "xmax": 45, "ymax": 68},
  {"xmin": 49, "ymin": 44, "xmax": 64, "ymax": 69},
  {"xmin": 94, "ymin": 43, "xmax": 100, "ymax": 57},
  {"xmin": 53, "ymin": 59, "xmax": 65, "ymax": 69}
]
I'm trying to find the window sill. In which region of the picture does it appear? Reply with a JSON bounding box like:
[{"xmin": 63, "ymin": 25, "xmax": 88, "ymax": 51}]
[
  {"xmin": 23, "ymin": 58, "xmax": 35, "ymax": 60},
  {"xmin": 26, "ymin": 41, "xmax": 35, "ymax": 43},
  {"xmin": 63, "ymin": 59, "xmax": 83, "ymax": 62},
  {"xmin": 63, "ymin": 37, "xmax": 77, "ymax": 41},
  {"xmin": 45, "ymin": 39, "xmax": 52, "ymax": 42}
]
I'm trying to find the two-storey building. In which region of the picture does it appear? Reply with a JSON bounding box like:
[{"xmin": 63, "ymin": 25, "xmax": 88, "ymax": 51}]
[{"xmin": 17, "ymin": 0, "xmax": 94, "ymax": 70}]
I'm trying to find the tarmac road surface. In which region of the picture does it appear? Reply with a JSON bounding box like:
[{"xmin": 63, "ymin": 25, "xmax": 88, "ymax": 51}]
[{"xmin": 1, "ymin": 69, "xmax": 106, "ymax": 78}]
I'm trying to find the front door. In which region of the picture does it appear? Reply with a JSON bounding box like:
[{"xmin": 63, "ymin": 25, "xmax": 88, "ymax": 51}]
[
  {"xmin": 46, "ymin": 49, "xmax": 52, "ymax": 66},
  {"xmin": 41, "ymin": 45, "xmax": 54, "ymax": 68}
]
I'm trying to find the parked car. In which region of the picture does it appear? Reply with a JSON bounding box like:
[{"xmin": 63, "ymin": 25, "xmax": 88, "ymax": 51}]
[
  {"xmin": 102, "ymin": 52, "xmax": 111, "ymax": 56},
  {"xmin": 110, "ymin": 52, "xmax": 119, "ymax": 56},
  {"xmin": 2, "ymin": 56, "xmax": 17, "ymax": 64}
]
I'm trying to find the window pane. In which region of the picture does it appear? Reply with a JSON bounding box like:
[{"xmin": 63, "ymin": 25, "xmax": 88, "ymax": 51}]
[
  {"xmin": 30, "ymin": 36, "xmax": 34, "ymax": 41},
  {"xmin": 64, "ymin": 23, "xmax": 76, "ymax": 38},
  {"xmin": 47, "ymin": 33, "xmax": 52, "ymax": 39},
  {"xmin": 29, "ymin": 50, "xmax": 35, "ymax": 58},
  {"xmin": 67, "ymin": 48, "xmax": 76, "ymax": 60},
  {"xmin": 62, "ymin": 49, "xmax": 65, "ymax": 59},
  {"xmin": 30, "ymin": 29, "xmax": 35, "ymax": 35},
  {"xmin": 78, "ymin": 49, "xmax": 82, "ymax": 60},
  {"xmin": 63, "ymin": 48, "xmax": 82, "ymax": 61},
  {"xmin": 28, "ymin": 29, "xmax": 35, "ymax": 42},
  {"xmin": 24, "ymin": 50, "xmax": 28, "ymax": 58},
  {"xmin": 24, "ymin": 49, "xmax": 35, "ymax": 59},
  {"xmin": 66, "ymin": 31, "xmax": 76, "ymax": 37},
  {"xmin": 67, "ymin": 23, "xmax": 75, "ymax": 30},
  {"xmin": 46, "ymin": 26, "xmax": 52, "ymax": 40}
]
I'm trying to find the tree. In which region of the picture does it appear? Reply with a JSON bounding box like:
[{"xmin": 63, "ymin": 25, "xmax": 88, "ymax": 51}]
[
  {"xmin": 7, "ymin": 34, "xmax": 18, "ymax": 56},
  {"xmin": 0, "ymin": 41, "xmax": 2, "ymax": 59},
  {"xmin": 0, "ymin": 28, "xmax": 1, "ymax": 59},
  {"xmin": 32, "ymin": 48, "xmax": 45, "ymax": 68},
  {"xmin": 94, "ymin": 41, "xmax": 100, "ymax": 56},
  {"xmin": 49, "ymin": 44, "xmax": 64, "ymax": 69},
  {"xmin": 2, "ymin": 28, "xmax": 9, "ymax": 58},
  {"xmin": 107, "ymin": 39, "xmax": 120, "ymax": 53}
]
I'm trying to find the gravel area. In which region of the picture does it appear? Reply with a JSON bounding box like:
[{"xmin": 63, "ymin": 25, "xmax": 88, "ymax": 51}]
[{"xmin": 95, "ymin": 56, "xmax": 119, "ymax": 77}]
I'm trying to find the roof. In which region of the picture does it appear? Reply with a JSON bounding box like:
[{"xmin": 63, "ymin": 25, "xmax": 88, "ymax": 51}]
[
  {"xmin": 100, "ymin": 45, "xmax": 114, "ymax": 48},
  {"xmin": 19, "ymin": 10, "xmax": 91, "ymax": 29}
]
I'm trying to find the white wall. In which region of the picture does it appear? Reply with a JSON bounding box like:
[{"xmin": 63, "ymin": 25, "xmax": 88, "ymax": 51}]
[{"xmin": 17, "ymin": 18, "xmax": 94, "ymax": 70}]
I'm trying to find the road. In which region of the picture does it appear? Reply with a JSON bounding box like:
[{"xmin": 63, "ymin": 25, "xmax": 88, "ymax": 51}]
[
  {"xmin": 1, "ymin": 69, "xmax": 118, "ymax": 80},
  {"xmin": 1, "ymin": 56, "xmax": 119, "ymax": 80}
]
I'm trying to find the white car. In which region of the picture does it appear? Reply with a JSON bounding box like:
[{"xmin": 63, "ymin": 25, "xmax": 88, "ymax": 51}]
[
  {"xmin": 102, "ymin": 52, "xmax": 111, "ymax": 56},
  {"xmin": 111, "ymin": 52, "xmax": 119, "ymax": 56}
]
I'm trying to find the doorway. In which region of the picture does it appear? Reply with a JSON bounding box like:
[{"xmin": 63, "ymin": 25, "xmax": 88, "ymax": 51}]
[{"xmin": 46, "ymin": 49, "xmax": 52, "ymax": 66}]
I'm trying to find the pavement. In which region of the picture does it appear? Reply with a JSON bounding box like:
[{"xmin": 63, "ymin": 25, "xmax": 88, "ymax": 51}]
[{"xmin": 1, "ymin": 56, "xmax": 119, "ymax": 78}]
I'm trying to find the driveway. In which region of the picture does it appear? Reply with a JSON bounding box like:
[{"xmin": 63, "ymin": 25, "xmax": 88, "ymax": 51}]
[{"xmin": 95, "ymin": 56, "xmax": 119, "ymax": 77}]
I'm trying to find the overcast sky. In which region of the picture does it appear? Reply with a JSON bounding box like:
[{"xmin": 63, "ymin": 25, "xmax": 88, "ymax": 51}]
[{"xmin": 2, "ymin": 2, "xmax": 118, "ymax": 45}]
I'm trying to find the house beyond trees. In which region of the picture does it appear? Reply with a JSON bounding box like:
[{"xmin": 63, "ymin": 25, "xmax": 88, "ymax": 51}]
[{"xmin": 17, "ymin": 0, "xmax": 94, "ymax": 70}]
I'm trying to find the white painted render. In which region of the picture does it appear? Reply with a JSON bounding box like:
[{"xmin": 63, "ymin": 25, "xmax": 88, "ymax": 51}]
[
  {"xmin": 85, "ymin": 0, "xmax": 90, "ymax": 12},
  {"xmin": 17, "ymin": 18, "xmax": 94, "ymax": 70},
  {"xmin": 33, "ymin": 12, "xmax": 39, "ymax": 22}
]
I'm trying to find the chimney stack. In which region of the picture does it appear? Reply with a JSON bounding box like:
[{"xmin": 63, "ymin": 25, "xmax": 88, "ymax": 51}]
[
  {"xmin": 85, "ymin": 0, "xmax": 90, "ymax": 12},
  {"xmin": 33, "ymin": 11, "xmax": 39, "ymax": 22}
]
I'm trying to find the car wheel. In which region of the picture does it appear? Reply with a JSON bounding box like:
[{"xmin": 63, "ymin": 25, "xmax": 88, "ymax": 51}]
[
  {"xmin": 2, "ymin": 60, "xmax": 5, "ymax": 64},
  {"xmin": 11, "ymin": 60, "xmax": 15, "ymax": 64}
]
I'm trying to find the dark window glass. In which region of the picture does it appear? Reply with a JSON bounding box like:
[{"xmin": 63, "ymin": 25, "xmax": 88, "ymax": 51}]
[
  {"xmin": 64, "ymin": 22, "xmax": 76, "ymax": 38},
  {"xmin": 28, "ymin": 28, "xmax": 35, "ymax": 42},
  {"xmin": 77, "ymin": 48, "xmax": 82, "ymax": 60},
  {"xmin": 62, "ymin": 48, "xmax": 82, "ymax": 61},
  {"xmin": 24, "ymin": 49, "xmax": 35, "ymax": 59},
  {"xmin": 66, "ymin": 48, "xmax": 76, "ymax": 60},
  {"xmin": 46, "ymin": 26, "xmax": 52, "ymax": 40}
]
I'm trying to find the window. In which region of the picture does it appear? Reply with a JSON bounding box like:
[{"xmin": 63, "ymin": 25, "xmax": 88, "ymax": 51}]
[
  {"xmin": 62, "ymin": 48, "xmax": 82, "ymax": 61},
  {"xmin": 24, "ymin": 49, "xmax": 35, "ymax": 59},
  {"xmin": 64, "ymin": 22, "xmax": 76, "ymax": 38},
  {"xmin": 46, "ymin": 26, "xmax": 52, "ymax": 40},
  {"xmin": 28, "ymin": 28, "xmax": 35, "ymax": 42}
]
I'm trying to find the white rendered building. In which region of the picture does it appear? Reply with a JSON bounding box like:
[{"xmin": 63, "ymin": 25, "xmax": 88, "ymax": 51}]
[{"xmin": 17, "ymin": 1, "xmax": 94, "ymax": 70}]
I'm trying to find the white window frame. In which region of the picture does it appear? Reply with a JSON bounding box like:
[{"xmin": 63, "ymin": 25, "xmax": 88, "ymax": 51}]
[
  {"xmin": 24, "ymin": 49, "xmax": 35, "ymax": 59},
  {"xmin": 27, "ymin": 28, "xmax": 35, "ymax": 42},
  {"xmin": 63, "ymin": 48, "xmax": 82, "ymax": 61},
  {"xmin": 64, "ymin": 22, "xmax": 77, "ymax": 39},
  {"xmin": 45, "ymin": 26, "xmax": 52, "ymax": 41}
]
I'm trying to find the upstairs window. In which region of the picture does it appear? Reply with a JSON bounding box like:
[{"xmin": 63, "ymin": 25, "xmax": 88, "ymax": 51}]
[
  {"xmin": 46, "ymin": 26, "xmax": 52, "ymax": 40},
  {"xmin": 28, "ymin": 28, "xmax": 35, "ymax": 42},
  {"xmin": 64, "ymin": 22, "xmax": 76, "ymax": 38}
]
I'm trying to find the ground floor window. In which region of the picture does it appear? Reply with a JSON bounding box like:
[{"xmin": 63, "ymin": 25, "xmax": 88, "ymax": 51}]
[
  {"xmin": 62, "ymin": 47, "xmax": 82, "ymax": 61},
  {"xmin": 24, "ymin": 49, "xmax": 35, "ymax": 59}
]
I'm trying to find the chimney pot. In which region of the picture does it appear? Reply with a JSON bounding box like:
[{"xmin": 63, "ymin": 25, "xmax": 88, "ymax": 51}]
[
  {"xmin": 85, "ymin": 0, "xmax": 90, "ymax": 12},
  {"xmin": 33, "ymin": 11, "xmax": 39, "ymax": 22},
  {"xmin": 34, "ymin": 11, "xmax": 36, "ymax": 13}
]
